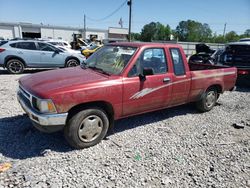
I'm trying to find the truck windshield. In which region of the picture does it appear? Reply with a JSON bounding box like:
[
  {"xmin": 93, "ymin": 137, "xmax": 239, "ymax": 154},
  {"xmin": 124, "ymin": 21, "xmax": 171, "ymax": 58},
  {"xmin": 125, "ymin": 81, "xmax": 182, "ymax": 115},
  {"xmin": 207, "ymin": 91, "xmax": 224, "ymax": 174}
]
[{"xmin": 84, "ymin": 45, "xmax": 137, "ymax": 75}]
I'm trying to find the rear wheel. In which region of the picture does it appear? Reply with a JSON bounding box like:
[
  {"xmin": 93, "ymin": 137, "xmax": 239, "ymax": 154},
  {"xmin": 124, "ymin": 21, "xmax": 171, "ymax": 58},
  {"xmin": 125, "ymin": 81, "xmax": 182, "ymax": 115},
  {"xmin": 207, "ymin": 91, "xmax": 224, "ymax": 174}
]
[
  {"xmin": 196, "ymin": 87, "xmax": 218, "ymax": 112},
  {"xmin": 65, "ymin": 58, "xmax": 79, "ymax": 67},
  {"xmin": 64, "ymin": 108, "xmax": 109, "ymax": 149},
  {"xmin": 6, "ymin": 59, "xmax": 24, "ymax": 74}
]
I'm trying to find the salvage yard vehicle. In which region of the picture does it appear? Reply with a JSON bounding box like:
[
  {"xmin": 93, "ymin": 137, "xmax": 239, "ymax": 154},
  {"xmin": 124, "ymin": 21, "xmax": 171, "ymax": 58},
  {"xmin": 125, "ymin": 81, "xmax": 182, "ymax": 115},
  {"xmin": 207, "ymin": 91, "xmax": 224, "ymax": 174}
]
[
  {"xmin": 0, "ymin": 40, "xmax": 86, "ymax": 74},
  {"xmin": 188, "ymin": 43, "xmax": 217, "ymax": 65},
  {"xmin": 17, "ymin": 42, "xmax": 237, "ymax": 149},
  {"xmin": 81, "ymin": 45, "xmax": 103, "ymax": 58},
  {"xmin": 189, "ymin": 42, "xmax": 250, "ymax": 86},
  {"xmin": 222, "ymin": 41, "xmax": 250, "ymax": 85}
]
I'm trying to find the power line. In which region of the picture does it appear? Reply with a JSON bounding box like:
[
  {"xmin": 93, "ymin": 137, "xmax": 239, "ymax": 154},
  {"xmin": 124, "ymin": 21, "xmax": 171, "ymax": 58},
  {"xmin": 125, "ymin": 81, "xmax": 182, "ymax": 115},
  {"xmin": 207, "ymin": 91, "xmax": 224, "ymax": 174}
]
[{"xmin": 85, "ymin": 0, "xmax": 127, "ymax": 22}]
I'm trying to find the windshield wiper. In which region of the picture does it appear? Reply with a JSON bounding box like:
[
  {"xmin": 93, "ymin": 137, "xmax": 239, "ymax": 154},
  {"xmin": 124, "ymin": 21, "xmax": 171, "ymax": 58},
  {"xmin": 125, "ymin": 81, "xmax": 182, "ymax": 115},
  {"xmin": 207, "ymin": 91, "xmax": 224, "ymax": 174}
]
[{"xmin": 88, "ymin": 66, "xmax": 110, "ymax": 76}]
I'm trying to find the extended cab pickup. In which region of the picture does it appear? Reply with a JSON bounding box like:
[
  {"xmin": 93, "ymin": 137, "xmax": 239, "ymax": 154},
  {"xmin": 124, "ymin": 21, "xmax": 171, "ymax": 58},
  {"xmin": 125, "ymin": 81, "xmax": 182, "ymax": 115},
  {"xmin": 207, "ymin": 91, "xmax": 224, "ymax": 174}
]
[{"xmin": 17, "ymin": 43, "xmax": 237, "ymax": 148}]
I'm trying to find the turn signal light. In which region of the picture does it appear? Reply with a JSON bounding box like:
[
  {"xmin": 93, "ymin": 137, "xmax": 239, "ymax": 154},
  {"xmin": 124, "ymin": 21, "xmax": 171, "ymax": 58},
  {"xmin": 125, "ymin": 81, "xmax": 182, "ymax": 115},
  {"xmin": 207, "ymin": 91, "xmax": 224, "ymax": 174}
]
[{"xmin": 0, "ymin": 48, "xmax": 5, "ymax": 53}]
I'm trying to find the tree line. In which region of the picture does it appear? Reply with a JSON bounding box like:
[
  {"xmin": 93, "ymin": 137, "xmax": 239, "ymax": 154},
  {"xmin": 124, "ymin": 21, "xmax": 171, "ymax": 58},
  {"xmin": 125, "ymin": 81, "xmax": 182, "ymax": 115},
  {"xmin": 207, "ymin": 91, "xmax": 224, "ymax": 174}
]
[{"xmin": 131, "ymin": 20, "xmax": 250, "ymax": 43}]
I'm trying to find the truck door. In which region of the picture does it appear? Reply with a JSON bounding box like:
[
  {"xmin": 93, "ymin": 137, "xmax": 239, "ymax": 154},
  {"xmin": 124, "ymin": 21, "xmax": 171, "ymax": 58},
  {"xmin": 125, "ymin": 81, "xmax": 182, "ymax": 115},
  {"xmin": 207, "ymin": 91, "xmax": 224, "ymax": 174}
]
[
  {"xmin": 168, "ymin": 48, "xmax": 191, "ymax": 106},
  {"xmin": 122, "ymin": 48, "xmax": 172, "ymax": 116}
]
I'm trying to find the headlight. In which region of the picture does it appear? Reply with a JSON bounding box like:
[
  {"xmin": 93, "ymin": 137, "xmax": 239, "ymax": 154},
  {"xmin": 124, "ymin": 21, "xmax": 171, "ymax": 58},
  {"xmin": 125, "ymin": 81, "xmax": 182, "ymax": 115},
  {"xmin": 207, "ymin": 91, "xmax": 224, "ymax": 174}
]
[{"xmin": 35, "ymin": 98, "xmax": 57, "ymax": 113}]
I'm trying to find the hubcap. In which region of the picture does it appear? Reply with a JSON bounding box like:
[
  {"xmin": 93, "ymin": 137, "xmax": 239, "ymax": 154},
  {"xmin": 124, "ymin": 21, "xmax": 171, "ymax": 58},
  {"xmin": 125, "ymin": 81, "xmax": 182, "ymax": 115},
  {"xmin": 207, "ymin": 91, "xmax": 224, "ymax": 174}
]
[
  {"xmin": 206, "ymin": 91, "xmax": 216, "ymax": 108},
  {"xmin": 9, "ymin": 61, "xmax": 22, "ymax": 73},
  {"xmin": 67, "ymin": 60, "xmax": 78, "ymax": 67},
  {"xmin": 78, "ymin": 115, "xmax": 103, "ymax": 142}
]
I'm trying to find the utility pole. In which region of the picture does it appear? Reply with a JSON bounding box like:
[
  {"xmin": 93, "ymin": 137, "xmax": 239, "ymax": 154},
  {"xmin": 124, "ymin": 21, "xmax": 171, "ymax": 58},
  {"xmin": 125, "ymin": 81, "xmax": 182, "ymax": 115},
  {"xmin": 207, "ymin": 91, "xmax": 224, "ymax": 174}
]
[
  {"xmin": 84, "ymin": 14, "xmax": 86, "ymax": 40},
  {"xmin": 223, "ymin": 23, "xmax": 227, "ymax": 38},
  {"xmin": 127, "ymin": 0, "xmax": 132, "ymax": 42}
]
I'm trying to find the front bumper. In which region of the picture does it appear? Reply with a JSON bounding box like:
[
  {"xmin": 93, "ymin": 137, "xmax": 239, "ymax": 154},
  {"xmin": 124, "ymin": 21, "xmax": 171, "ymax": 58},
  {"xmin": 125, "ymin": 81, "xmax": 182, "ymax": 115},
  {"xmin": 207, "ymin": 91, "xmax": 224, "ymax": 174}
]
[{"xmin": 17, "ymin": 90, "xmax": 68, "ymax": 127}]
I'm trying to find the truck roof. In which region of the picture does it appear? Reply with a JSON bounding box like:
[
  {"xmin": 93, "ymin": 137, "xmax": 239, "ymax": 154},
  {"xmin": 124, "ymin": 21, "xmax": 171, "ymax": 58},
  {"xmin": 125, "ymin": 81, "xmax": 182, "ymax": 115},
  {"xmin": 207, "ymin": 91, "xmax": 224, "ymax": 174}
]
[{"xmin": 109, "ymin": 42, "xmax": 181, "ymax": 48}]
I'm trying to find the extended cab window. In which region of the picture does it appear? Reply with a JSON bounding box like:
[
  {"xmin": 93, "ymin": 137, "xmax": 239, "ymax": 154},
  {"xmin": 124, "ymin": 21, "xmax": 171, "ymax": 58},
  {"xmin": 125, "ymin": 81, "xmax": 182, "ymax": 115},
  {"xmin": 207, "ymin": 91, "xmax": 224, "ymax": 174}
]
[
  {"xmin": 16, "ymin": 42, "xmax": 36, "ymax": 50},
  {"xmin": 128, "ymin": 48, "xmax": 167, "ymax": 77},
  {"xmin": 170, "ymin": 48, "xmax": 185, "ymax": 76}
]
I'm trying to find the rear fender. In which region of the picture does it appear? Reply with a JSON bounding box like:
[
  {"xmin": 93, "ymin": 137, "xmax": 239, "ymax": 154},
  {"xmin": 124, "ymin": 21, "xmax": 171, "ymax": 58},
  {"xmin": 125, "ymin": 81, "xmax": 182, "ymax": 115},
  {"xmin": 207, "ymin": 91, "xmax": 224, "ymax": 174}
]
[{"xmin": 4, "ymin": 55, "xmax": 27, "ymax": 68}]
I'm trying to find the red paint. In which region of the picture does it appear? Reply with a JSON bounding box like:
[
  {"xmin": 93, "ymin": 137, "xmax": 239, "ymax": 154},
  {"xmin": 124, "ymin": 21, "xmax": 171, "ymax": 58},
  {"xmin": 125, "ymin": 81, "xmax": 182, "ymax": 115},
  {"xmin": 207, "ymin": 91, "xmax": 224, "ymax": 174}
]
[
  {"xmin": 238, "ymin": 70, "xmax": 249, "ymax": 75},
  {"xmin": 19, "ymin": 43, "xmax": 237, "ymax": 120}
]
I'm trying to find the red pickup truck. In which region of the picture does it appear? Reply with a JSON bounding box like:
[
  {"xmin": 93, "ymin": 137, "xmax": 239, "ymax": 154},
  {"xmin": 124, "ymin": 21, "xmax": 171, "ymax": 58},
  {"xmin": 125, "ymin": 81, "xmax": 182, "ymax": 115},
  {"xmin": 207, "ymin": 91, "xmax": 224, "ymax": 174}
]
[{"xmin": 17, "ymin": 42, "xmax": 237, "ymax": 149}]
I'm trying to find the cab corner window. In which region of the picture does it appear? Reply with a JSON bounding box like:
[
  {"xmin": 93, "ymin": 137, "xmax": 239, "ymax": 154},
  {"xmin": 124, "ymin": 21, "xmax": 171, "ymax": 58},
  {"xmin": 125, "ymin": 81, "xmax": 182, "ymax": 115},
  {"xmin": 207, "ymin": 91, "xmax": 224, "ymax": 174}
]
[
  {"xmin": 128, "ymin": 48, "xmax": 167, "ymax": 77},
  {"xmin": 170, "ymin": 48, "xmax": 185, "ymax": 76}
]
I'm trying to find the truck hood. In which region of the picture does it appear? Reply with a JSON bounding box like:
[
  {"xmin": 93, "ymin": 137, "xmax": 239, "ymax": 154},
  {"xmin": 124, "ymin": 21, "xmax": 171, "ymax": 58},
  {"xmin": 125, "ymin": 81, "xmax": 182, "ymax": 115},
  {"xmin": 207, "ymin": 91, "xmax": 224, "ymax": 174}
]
[{"xmin": 19, "ymin": 67, "xmax": 108, "ymax": 98}]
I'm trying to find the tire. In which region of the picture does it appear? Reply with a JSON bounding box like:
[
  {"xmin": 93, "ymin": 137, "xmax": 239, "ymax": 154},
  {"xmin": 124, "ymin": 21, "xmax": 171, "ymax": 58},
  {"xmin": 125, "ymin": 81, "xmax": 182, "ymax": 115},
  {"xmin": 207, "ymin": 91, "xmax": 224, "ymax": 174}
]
[
  {"xmin": 216, "ymin": 94, "xmax": 220, "ymax": 101},
  {"xmin": 65, "ymin": 58, "xmax": 79, "ymax": 67},
  {"xmin": 196, "ymin": 87, "xmax": 218, "ymax": 112},
  {"xmin": 6, "ymin": 59, "xmax": 24, "ymax": 74},
  {"xmin": 64, "ymin": 108, "xmax": 109, "ymax": 149}
]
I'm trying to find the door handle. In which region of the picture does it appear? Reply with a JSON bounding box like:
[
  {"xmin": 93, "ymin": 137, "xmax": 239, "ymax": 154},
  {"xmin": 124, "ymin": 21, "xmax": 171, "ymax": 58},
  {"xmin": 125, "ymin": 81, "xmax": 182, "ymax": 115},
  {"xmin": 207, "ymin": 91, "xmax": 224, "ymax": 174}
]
[
  {"xmin": 41, "ymin": 52, "xmax": 46, "ymax": 55},
  {"xmin": 163, "ymin": 77, "xmax": 171, "ymax": 83},
  {"xmin": 17, "ymin": 51, "xmax": 23, "ymax": 54}
]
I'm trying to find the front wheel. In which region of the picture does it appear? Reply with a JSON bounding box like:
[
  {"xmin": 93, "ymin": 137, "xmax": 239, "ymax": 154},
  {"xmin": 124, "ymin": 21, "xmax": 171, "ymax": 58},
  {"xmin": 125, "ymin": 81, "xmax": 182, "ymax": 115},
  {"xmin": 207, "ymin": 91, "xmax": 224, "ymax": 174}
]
[
  {"xmin": 64, "ymin": 108, "xmax": 109, "ymax": 149},
  {"xmin": 65, "ymin": 59, "xmax": 79, "ymax": 67},
  {"xmin": 6, "ymin": 59, "xmax": 24, "ymax": 74},
  {"xmin": 196, "ymin": 88, "xmax": 218, "ymax": 112}
]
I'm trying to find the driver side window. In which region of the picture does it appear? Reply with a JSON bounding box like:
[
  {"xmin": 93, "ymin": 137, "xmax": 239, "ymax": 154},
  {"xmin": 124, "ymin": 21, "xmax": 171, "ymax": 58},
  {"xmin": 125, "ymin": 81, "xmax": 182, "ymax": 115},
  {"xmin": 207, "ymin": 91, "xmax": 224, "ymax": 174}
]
[
  {"xmin": 38, "ymin": 42, "xmax": 56, "ymax": 52},
  {"xmin": 128, "ymin": 48, "xmax": 168, "ymax": 77}
]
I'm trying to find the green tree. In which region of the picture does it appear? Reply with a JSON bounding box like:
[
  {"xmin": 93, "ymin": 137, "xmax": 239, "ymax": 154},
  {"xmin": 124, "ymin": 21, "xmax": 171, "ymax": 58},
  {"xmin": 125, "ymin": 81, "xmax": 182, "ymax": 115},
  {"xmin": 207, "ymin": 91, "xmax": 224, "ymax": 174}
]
[
  {"xmin": 140, "ymin": 22, "xmax": 157, "ymax": 42},
  {"xmin": 175, "ymin": 20, "xmax": 212, "ymax": 42},
  {"xmin": 211, "ymin": 34, "xmax": 226, "ymax": 43},
  {"xmin": 155, "ymin": 23, "xmax": 171, "ymax": 41},
  {"xmin": 243, "ymin": 29, "xmax": 250, "ymax": 37},
  {"xmin": 131, "ymin": 32, "xmax": 141, "ymax": 41},
  {"xmin": 140, "ymin": 22, "xmax": 171, "ymax": 42},
  {"xmin": 225, "ymin": 31, "xmax": 239, "ymax": 42}
]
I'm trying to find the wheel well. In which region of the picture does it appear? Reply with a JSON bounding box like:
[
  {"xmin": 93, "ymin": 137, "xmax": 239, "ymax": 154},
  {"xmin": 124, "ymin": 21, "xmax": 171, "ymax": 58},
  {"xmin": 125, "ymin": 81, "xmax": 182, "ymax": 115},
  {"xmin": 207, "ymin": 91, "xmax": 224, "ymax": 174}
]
[
  {"xmin": 4, "ymin": 56, "xmax": 26, "ymax": 68},
  {"xmin": 65, "ymin": 56, "xmax": 80, "ymax": 66},
  {"xmin": 207, "ymin": 84, "xmax": 222, "ymax": 94},
  {"xmin": 197, "ymin": 84, "xmax": 222, "ymax": 101},
  {"xmin": 66, "ymin": 101, "xmax": 115, "ymax": 130}
]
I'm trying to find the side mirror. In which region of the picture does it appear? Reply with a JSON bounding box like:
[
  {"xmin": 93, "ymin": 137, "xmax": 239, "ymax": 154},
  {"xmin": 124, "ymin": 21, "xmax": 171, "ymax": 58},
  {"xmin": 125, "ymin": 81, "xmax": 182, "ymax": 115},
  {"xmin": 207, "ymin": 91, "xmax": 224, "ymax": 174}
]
[
  {"xmin": 139, "ymin": 68, "xmax": 154, "ymax": 82},
  {"xmin": 54, "ymin": 49, "xmax": 60, "ymax": 54},
  {"xmin": 139, "ymin": 74, "xmax": 146, "ymax": 82}
]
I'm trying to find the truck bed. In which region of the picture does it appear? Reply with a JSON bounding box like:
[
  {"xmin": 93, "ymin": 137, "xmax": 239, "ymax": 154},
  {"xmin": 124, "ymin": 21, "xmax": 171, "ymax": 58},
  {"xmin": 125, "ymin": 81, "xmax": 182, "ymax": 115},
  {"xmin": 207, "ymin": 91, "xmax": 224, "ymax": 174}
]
[
  {"xmin": 188, "ymin": 62, "xmax": 230, "ymax": 71},
  {"xmin": 187, "ymin": 63, "xmax": 237, "ymax": 102}
]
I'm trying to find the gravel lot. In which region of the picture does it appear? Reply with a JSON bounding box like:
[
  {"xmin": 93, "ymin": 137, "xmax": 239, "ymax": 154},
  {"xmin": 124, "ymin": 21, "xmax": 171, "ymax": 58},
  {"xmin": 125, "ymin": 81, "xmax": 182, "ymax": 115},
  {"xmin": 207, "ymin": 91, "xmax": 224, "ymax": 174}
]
[{"xmin": 0, "ymin": 68, "xmax": 250, "ymax": 188}]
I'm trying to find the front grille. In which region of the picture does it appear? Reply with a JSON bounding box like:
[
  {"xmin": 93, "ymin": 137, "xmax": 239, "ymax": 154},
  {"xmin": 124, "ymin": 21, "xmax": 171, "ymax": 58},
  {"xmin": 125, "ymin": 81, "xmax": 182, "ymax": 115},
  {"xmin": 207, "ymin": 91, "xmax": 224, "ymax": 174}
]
[
  {"xmin": 18, "ymin": 90, "xmax": 32, "ymax": 108},
  {"xmin": 19, "ymin": 86, "xmax": 30, "ymax": 98},
  {"xmin": 18, "ymin": 85, "xmax": 41, "ymax": 112}
]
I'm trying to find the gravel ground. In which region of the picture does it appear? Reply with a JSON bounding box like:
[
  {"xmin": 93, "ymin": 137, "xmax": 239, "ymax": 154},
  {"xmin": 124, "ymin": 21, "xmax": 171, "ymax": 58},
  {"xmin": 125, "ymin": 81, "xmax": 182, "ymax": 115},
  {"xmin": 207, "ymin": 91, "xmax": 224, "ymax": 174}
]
[{"xmin": 0, "ymin": 68, "xmax": 250, "ymax": 188}]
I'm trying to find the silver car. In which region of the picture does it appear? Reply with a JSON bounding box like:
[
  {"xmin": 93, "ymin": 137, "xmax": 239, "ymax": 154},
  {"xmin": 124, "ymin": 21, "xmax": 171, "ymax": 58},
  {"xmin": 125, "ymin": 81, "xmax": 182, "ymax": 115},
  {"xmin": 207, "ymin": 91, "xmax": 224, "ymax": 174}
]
[{"xmin": 0, "ymin": 40, "xmax": 86, "ymax": 74}]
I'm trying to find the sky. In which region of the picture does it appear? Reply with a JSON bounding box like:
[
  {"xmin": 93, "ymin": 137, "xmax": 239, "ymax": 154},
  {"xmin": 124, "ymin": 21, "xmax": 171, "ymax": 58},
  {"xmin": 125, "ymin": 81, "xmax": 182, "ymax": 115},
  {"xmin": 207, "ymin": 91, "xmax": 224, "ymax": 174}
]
[{"xmin": 0, "ymin": 0, "xmax": 249, "ymax": 35}]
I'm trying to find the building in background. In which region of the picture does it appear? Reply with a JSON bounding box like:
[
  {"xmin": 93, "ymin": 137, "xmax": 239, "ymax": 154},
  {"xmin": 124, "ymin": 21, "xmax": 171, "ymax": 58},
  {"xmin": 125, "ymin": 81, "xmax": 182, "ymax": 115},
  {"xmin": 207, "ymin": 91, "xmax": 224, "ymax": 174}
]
[{"xmin": 0, "ymin": 22, "xmax": 128, "ymax": 42}]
